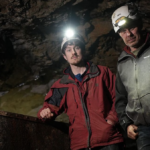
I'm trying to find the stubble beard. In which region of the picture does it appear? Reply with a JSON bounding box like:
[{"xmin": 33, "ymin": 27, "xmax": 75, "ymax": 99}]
[{"xmin": 70, "ymin": 57, "xmax": 85, "ymax": 67}]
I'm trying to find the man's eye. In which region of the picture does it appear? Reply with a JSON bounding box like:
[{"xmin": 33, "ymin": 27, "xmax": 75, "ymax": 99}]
[
  {"xmin": 75, "ymin": 46, "xmax": 80, "ymax": 49},
  {"xmin": 66, "ymin": 49, "xmax": 71, "ymax": 51},
  {"xmin": 120, "ymin": 30, "xmax": 126, "ymax": 34},
  {"xmin": 130, "ymin": 28, "xmax": 134, "ymax": 31}
]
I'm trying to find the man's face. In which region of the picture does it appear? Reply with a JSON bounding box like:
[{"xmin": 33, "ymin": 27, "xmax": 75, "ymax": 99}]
[
  {"xmin": 119, "ymin": 26, "xmax": 141, "ymax": 49},
  {"xmin": 63, "ymin": 44, "xmax": 83, "ymax": 66}
]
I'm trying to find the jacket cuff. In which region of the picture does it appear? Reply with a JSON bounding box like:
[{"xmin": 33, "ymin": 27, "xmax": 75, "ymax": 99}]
[
  {"xmin": 37, "ymin": 104, "xmax": 58, "ymax": 120},
  {"xmin": 120, "ymin": 117, "xmax": 133, "ymax": 132}
]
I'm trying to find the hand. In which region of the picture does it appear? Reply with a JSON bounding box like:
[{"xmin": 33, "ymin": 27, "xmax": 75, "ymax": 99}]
[
  {"xmin": 106, "ymin": 119, "xmax": 115, "ymax": 126},
  {"xmin": 127, "ymin": 124, "xmax": 138, "ymax": 140},
  {"xmin": 40, "ymin": 108, "xmax": 54, "ymax": 119}
]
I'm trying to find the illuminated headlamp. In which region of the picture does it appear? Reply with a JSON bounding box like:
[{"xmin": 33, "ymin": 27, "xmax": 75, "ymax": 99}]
[
  {"xmin": 64, "ymin": 28, "xmax": 75, "ymax": 38},
  {"xmin": 115, "ymin": 16, "xmax": 126, "ymax": 27},
  {"xmin": 61, "ymin": 28, "xmax": 82, "ymax": 50}
]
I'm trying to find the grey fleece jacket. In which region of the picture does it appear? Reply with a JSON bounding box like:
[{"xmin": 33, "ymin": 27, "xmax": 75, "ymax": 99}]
[{"xmin": 115, "ymin": 33, "xmax": 150, "ymax": 131}]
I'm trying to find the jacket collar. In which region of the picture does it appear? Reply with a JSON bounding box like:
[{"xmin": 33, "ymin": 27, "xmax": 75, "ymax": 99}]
[
  {"xmin": 60, "ymin": 62, "xmax": 100, "ymax": 84},
  {"xmin": 63, "ymin": 62, "xmax": 90, "ymax": 80}
]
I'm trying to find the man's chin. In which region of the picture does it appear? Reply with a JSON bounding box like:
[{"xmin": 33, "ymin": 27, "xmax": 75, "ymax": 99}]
[
  {"xmin": 127, "ymin": 41, "xmax": 139, "ymax": 48},
  {"xmin": 70, "ymin": 60, "xmax": 83, "ymax": 66},
  {"xmin": 71, "ymin": 62, "xmax": 80, "ymax": 66}
]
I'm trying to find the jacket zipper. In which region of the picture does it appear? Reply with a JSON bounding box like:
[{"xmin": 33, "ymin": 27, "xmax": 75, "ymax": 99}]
[
  {"xmin": 125, "ymin": 57, "xmax": 140, "ymax": 120},
  {"xmin": 70, "ymin": 72, "xmax": 96, "ymax": 148},
  {"xmin": 75, "ymin": 83, "xmax": 91, "ymax": 148},
  {"xmin": 134, "ymin": 59, "xmax": 140, "ymax": 99},
  {"xmin": 125, "ymin": 57, "xmax": 147, "ymax": 124},
  {"xmin": 134, "ymin": 58, "xmax": 147, "ymax": 124}
]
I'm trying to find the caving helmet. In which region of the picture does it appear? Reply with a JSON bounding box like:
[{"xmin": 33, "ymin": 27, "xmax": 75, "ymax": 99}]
[
  {"xmin": 61, "ymin": 28, "xmax": 85, "ymax": 53},
  {"xmin": 111, "ymin": 3, "xmax": 141, "ymax": 33}
]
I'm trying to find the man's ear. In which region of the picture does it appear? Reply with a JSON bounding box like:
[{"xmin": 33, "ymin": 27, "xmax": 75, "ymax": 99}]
[
  {"xmin": 118, "ymin": 31, "xmax": 121, "ymax": 37},
  {"xmin": 63, "ymin": 53, "xmax": 67, "ymax": 61}
]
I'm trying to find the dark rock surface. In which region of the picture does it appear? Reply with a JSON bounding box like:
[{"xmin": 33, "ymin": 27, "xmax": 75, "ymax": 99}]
[{"xmin": 0, "ymin": 0, "xmax": 149, "ymax": 124}]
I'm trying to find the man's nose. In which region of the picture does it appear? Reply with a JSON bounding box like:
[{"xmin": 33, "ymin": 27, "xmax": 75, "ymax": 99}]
[
  {"xmin": 126, "ymin": 29, "xmax": 132, "ymax": 36},
  {"xmin": 72, "ymin": 48, "xmax": 77, "ymax": 54}
]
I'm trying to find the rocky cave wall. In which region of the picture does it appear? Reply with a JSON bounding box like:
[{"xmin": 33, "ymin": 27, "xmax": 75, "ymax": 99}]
[{"xmin": 0, "ymin": 0, "xmax": 150, "ymax": 119}]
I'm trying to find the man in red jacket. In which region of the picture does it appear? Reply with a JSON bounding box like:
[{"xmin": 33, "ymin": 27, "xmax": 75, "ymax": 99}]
[{"xmin": 37, "ymin": 32, "xmax": 123, "ymax": 150}]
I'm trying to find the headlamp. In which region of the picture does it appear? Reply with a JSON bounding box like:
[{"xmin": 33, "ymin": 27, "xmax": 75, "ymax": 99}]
[
  {"xmin": 115, "ymin": 16, "xmax": 126, "ymax": 27},
  {"xmin": 65, "ymin": 28, "xmax": 75, "ymax": 38},
  {"xmin": 118, "ymin": 19, "xmax": 126, "ymax": 26}
]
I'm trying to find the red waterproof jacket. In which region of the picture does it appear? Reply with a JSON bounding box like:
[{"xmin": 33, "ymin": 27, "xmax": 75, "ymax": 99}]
[{"xmin": 38, "ymin": 63, "xmax": 123, "ymax": 150}]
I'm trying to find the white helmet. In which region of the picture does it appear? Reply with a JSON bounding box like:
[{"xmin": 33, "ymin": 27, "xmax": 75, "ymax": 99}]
[
  {"xmin": 61, "ymin": 28, "xmax": 85, "ymax": 51},
  {"xmin": 61, "ymin": 36, "xmax": 84, "ymax": 50},
  {"xmin": 111, "ymin": 4, "xmax": 140, "ymax": 33}
]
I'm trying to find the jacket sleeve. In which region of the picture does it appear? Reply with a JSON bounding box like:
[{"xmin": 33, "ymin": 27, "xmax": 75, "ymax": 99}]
[
  {"xmin": 115, "ymin": 72, "xmax": 133, "ymax": 131},
  {"xmin": 37, "ymin": 87, "xmax": 68, "ymax": 120},
  {"xmin": 103, "ymin": 67, "xmax": 119, "ymax": 125}
]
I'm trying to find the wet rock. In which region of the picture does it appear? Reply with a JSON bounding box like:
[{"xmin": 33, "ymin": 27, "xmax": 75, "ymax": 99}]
[
  {"xmin": 30, "ymin": 85, "xmax": 48, "ymax": 94},
  {"xmin": 0, "ymin": 91, "xmax": 9, "ymax": 97},
  {"xmin": 18, "ymin": 85, "xmax": 30, "ymax": 91}
]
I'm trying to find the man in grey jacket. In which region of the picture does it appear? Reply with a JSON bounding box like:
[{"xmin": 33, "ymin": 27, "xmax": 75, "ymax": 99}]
[{"xmin": 111, "ymin": 3, "xmax": 150, "ymax": 150}]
